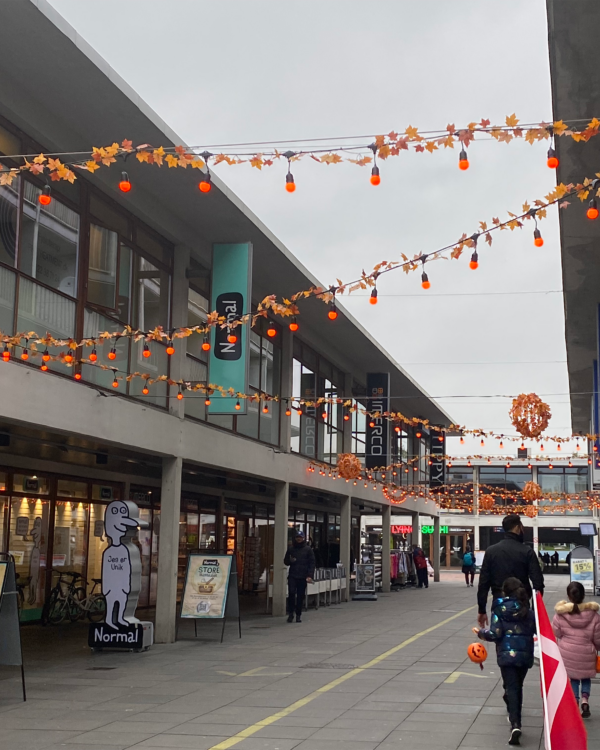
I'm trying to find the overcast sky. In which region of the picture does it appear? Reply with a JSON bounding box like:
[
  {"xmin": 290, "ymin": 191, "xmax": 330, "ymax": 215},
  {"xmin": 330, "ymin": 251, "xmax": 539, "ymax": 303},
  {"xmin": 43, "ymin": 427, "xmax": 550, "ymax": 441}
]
[{"xmin": 48, "ymin": 0, "xmax": 572, "ymax": 459}]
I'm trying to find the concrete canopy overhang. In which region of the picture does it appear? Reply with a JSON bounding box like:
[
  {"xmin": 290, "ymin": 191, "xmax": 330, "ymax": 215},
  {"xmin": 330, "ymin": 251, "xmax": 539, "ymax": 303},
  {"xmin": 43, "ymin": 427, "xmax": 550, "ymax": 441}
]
[
  {"xmin": 547, "ymin": 0, "xmax": 600, "ymax": 434},
  {"xmin": 0, "ymin": 0, "xmax": 453, "ymax": 427}
]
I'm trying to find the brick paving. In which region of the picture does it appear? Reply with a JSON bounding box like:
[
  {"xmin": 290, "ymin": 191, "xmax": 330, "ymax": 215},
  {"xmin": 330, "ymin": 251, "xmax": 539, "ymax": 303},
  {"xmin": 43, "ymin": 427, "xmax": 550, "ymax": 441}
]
[{"xmin": 1, "ymin": 573, "xmax": 598, "ymax": 749}]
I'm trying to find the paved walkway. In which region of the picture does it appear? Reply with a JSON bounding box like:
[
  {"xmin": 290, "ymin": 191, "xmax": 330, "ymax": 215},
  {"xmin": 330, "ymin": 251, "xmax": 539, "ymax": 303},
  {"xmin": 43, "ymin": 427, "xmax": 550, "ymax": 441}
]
[{"xmin": 1, "ymin": 574, "xmax": 598, "ymax": 750}]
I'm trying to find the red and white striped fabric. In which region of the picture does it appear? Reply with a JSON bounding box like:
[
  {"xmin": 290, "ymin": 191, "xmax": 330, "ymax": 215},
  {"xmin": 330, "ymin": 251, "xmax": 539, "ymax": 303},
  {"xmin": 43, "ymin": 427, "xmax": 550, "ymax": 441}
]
[{"xmin": 534, "ymin": 591, "xmax": 587, "ymax": 750}]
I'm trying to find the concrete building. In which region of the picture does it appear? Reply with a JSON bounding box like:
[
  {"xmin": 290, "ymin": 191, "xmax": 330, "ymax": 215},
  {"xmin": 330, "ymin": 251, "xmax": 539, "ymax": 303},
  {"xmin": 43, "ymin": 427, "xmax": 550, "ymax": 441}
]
[{"xmin": 0, "ymin": 1, "xmax": 451, "ymax": 640}]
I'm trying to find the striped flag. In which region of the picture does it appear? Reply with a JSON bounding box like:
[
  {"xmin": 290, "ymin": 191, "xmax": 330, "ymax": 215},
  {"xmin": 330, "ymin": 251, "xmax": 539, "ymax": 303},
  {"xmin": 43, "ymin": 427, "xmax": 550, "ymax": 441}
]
[{"xmin": 534, "ymin": 591, "xmax": 587, "ymax": 750}]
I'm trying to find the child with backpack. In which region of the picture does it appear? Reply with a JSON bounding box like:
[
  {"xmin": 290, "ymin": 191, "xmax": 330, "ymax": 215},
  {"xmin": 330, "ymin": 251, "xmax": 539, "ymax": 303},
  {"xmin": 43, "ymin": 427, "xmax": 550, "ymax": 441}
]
[
  {"xmin": 552, "ymin": 581, "xmax": 600, "ymax": 718},
  {"xmin": 473, "ymin": 576, "xmax": 536, "ymax": 746},
  {"xmin": 462, "ymin": 546, "xmax": 476, "ymax": 587}
]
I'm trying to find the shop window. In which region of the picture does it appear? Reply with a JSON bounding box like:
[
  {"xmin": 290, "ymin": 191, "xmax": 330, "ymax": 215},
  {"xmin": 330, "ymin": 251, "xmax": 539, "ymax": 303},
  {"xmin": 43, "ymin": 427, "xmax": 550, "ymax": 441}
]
[
  {"xmin": 9, "ymin": 496, "xmax": 51, "ymax": 620},
  {"xmin": 88, "ymin": 502, "xmax": 108, "ymax": 596},
  {"xmin": 19, "ymin": 182, "xmax": 79, "ymax": 297},
  {"xmin": 57, "ymin": 479, "xmax": 88, "ymax": 499},
  {"xmin": 0, "ymin": 179, "xmax": 19, "ymax": 268},
  {"xmin": 13, "ymin": 474, "xmax": 49, "ymax": 494},
  {"xmin": 53, "ymin": 500, "xmax": 88, "ymax": 573},
  {"xmin": 0, "ymin": 472, "xmax": 7, "ymax": 492},
  {"xmin": 17, "ymin": 277, "xmax": 76, "ymax": 375}
]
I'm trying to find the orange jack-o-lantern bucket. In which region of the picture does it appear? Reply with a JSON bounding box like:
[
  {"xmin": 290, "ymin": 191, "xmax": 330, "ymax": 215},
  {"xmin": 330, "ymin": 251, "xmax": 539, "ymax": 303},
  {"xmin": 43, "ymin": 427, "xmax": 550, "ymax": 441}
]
[{"xmin": 467, "ymin": 642, "xmax": 488, "ymax": 670}]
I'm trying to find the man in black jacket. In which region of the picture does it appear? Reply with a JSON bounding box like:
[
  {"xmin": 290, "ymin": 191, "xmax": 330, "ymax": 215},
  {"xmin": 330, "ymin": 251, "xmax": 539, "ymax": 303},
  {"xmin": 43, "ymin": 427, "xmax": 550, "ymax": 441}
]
[
  {"xmin": 477, "ymin": 513, "xmax": 544, "ymax": 628},
  {"xmin": 284, "ymin": 531, "xmax": 316, "ymax": 623}
]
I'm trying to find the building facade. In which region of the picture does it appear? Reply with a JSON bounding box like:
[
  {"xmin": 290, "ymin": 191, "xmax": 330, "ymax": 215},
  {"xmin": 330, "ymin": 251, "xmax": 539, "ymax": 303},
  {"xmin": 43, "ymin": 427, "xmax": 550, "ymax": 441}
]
[{"xmin": 0, "ymin": 1, "xmax": 451, "ymax": 639}]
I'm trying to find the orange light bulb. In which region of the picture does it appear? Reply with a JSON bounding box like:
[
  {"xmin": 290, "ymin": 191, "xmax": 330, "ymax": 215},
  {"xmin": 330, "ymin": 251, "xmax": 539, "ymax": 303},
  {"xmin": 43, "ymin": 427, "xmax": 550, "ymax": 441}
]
[
  {"xmin": 112, "ymin": 379, "xmax": 119, "ymax": 388},
  {"xmin": 328, "ymin": 306, "xmax": 338, "ymax": 320},
  {"xmin": 64, "ymin": 353, "xmax": 73, "ymax": 364},
  {"xmin": 285, "ymin": 173, "xmax": 296, "ymax": 192},
  {"xmin": 267, "ymin": 326, "xmax": 276, "ymax": 338},
  {"xmin": 142, "ymin": 386, "xmax": 149, "ymax": 395},
  {"xmin": 421, "ymin": 271, "xmax": 430, "ymax": 290},
  {"xmin": 143, "ymin": 344, "xmax": 151, "ymax": 358},
  {"xmin": 533, "ymin": 228, "xmax": 544, "ymax": 247},
  {"xmin": 108, "ymin": 348, "xmax": 116, "ymax": 360},
  {"xmin": 41, "ymin": 363, "xmax": 48, "ymax": 371},
  {"xmin": 369, "ymin": 289, "xmax": 378, "ymax": 304},
  {"xmin": 370, "ymin": 166, "xmax": 380, "ymax": 186},
  {"xmin": 74, "ymin": 372, "xmax": 82, "ymax": 380},
  {"xmin": 587, "ymin": 199, "xmax": 598, "ymax": 220},
  {"xmin": 289, "ymin": 318, "xmax": 299, "ymax": 332},
  {"xmin": 21, "ymin": 349, "xmax": 28, "ymax": 361},
  {"xmin": 458, "ymin": 149, "xmax": 469, "ymax": 170},
  {"xmin": 199, "ymin": 179, "xmax": 211, "ymax": 193},
  {"xmin": 42, "ymin": 350, "xmax": 50, "ymax": 362},
  {"xmin": 235, "ymin": 400, "xmax": 241, "ymax": 410},
  {"xmin": 547, "ymin": 147, "xmax": 558, "ymax": 169},
  {"xmin": 469, "ymin": 251, "xmax": 479, "ymax": 270},
  {"xmin": 202, "ymin": 340, "xmax": 211, "ymax": 351},
  {"xmin": 177, "ymin": 391, "xmax": 183, "ymax": 401},
  {"xmin": 166, "ymin": 342, "xmax": 175, "ymax": 355},
  {"xmin": 38, "ymin": 186, "xmax": 51, "ymax": 205},
  {"xmin": 89, "ymin": 349, "xmax": 97, "ymax": 362},
  {"xmin": 227, "ymin": 333, "xmax": 237, "ymax": 344},
  {"xmin": 119, "ymin": 172, "xmax": 131, "ymax": 192}
]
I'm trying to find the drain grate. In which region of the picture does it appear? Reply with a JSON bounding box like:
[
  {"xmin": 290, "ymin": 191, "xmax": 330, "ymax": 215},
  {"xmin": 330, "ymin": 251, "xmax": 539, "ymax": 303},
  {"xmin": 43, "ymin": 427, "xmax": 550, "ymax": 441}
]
[
  {"xmin": 301, "ymin": 663, "xmax": 357, "ymax": 669},
  {"xmin": 87, "ymin": 667, "xmax": 116, "ymax": 671}
]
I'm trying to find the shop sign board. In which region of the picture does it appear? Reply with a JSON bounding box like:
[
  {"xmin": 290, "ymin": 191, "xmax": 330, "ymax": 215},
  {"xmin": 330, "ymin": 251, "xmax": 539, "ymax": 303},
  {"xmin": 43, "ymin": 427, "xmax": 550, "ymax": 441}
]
[
  {"xmin": 22, "ymin": 477, "xmax": 39, "ymax": 492},
  {"xmin": 93, "ymin": 520, "xmax": 104, "ymax": 538},
  {"xmin": 429, "ymin": 429, "xmax": 445, "ymax": 489},
  {"xmin": 88, "ymin": 500, "xmax": 153, "ymax": 651},
  {"xmin": 391, "ymin": 525, "xmax": 412, "ymax": 534},
  {"xmin": 15, "ymin": 517, "xmax": 29, "ymax": 536},
  {"xmin": 365, "ymin": 373, "xmax": 390, "ymax": 469},
  {"xmin": 181, "ymin": 554, "xmax": 233, "ymax": 619},
  {"xmin": 421, "ymin": 525, "xmax": 448, "ymax": 534},
  {"xmin": 300, "ymin": 372, "xmax": 316, "ymax": 457},
  {"xmin": 208, "ymin": 243, "xmax": 253, "ymax": 415},
  {"xmin": 355, "ymin": 564, "xmax": 376, "ymax": 593},
  {"xmin": 569, "ymin": 545, "xmax": 595, "ymax": 594}
]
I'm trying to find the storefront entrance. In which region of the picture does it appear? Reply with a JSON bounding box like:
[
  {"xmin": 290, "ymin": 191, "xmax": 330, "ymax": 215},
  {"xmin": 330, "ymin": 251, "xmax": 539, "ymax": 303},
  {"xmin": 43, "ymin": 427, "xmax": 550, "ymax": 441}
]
[{"xmin": 439, "ymin": 527, "xmax": 474, "ymax": 568}]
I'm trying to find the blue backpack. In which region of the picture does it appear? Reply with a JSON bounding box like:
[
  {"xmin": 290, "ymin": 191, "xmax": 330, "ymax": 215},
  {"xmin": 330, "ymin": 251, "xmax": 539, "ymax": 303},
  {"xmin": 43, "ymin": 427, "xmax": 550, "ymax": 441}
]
[{"xmin": 463, "ymin": 552, "xmax": 474, "ymax": 567}]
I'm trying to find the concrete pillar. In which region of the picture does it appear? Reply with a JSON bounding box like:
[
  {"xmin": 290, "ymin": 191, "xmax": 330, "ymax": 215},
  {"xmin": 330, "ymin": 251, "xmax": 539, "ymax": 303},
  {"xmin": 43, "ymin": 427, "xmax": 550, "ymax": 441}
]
[
  {"xmin": 279, "ymin": 327, "xmax": 293, "ymax": 452},
  {"xmin": 473, "ymin": 519, "xmax": 480, "ymax": 551},
  {"xmin": 433, "ymin": 514, "xmax": 441, "ymax": 582},
  {"xmin": 340, "ymin": 495, "xmax": 351, "ymax": 601},
  {"xmin": 272, "ymin": 482, "xmax": 289, "ymax": 616},
  {"xmin": 473, "ymin": 466, "xmax": 479, "ymax": 516},
  {"xmin": 412, "ymin": 511, "xmax": 421, "ymax": 546},
  {"xmin": 381, "ymin": 504, "xmax": 391, "ymax": 592},
  {"xmin": 155, "ymin": 456, "xmax": 183, "ymax": 643},
  {"xmin": 169, "ymin": 245, "xmax": 191, "ymax": 418}
]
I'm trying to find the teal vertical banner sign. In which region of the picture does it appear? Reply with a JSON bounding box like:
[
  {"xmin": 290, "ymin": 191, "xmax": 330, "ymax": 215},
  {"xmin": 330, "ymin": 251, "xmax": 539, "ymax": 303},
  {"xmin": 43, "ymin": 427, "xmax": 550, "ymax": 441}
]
[{"xmin": 208, "ymin": 243, "xmax": 253, "ymax": 414}]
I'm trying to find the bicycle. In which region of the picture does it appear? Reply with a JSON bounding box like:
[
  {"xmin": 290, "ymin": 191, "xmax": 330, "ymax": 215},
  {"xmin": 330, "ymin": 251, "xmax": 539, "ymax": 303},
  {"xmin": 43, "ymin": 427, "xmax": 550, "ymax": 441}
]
[{"xmin": 41, "ymin": 570, "xmax": 106, "ymax": 625}]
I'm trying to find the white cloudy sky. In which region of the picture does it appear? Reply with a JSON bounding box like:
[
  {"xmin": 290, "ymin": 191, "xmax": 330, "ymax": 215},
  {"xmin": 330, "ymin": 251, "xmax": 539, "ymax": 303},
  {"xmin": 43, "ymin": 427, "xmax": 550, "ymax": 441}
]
[{"xmin": 49, "ymin": 0, "xmax": 574, "ymax": 458}]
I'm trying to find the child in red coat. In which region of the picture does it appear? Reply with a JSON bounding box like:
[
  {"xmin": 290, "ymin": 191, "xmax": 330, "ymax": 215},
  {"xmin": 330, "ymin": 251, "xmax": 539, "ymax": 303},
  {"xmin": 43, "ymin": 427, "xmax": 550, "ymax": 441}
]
[{"xmin": 552, "ymin": 581, "xmax": 600, "ymax": 718}]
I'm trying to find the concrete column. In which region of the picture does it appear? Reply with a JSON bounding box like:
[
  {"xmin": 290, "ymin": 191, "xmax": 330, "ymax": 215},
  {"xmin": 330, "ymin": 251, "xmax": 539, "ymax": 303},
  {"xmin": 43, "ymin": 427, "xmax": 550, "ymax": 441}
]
[
  {"xmin": 342, "ymin": 372, "xmax": 353, "ymax": 452},
  {"xmin": 169, "ymin": 245, "xmax": 191, "ymax": 418},
  {"xmin": 381, "ymin": 504, "xmax": 391, "ymax": 592},
  {"xmin": 279, "ymin": 328, "xmax": 293, "ymax": 452},
  {"xmin": 473, "ymin": 466, "xmax": 479, "ymax": 516},
  {"xmin": 272, "ymin": 482, "xmax": 289, "ymax": 616},
  {"xmin": 412, "ymin": 511, "xmax": 421, "ymax": 546},
  {"xmin": 155, "ymin": 456, "xmax": 183, "ymax": 643},
  {"xmin": 340, "ymin": 495, "xmax": 351, "ymax": 601},
  {"xmin": 433, "ymin": 514, "xmax": 441, "ymax": 582},
  {"xmin": 473, "ymin": 519, "xmax": 480, "ymax": 551}
]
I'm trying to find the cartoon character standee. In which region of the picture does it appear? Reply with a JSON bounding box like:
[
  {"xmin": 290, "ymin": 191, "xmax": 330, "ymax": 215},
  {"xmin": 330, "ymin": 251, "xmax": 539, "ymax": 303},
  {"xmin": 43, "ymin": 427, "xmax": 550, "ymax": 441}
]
[
  {"xmin": 28, "ymin": 517, "xmax": 42, "ymax": 605},
  {"xmin": 101, "ymin": 500, "xmax": 146, "ymax": 628}
]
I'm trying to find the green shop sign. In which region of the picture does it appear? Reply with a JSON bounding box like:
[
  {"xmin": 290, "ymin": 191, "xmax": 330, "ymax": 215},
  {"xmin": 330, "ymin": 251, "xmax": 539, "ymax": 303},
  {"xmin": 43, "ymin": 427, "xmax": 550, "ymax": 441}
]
[{"xmin": 421, "ymin": 525, "xmax": 448, "ymax": 534}]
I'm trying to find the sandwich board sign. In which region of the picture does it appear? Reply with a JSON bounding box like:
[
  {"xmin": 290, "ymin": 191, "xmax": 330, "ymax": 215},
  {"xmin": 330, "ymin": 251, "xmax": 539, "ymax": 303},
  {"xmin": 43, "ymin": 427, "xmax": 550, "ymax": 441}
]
[
  {"xmin": 0, "ymin": 553, "xmax": 26, "ymax": 700},
  {"xmin": 570, "ymin": 545, "xmax": 595, "ymax": 595},
  {"xmin": 88, "ymin": 500, "xmax": 153, "ymax": 651},
  {"xmin": 181, "ymin": 553, "xmax": 241, "ymax": 642},
  {"xmin": 353, "ymin": 563, "xmax": 377, "ymax": 601}
]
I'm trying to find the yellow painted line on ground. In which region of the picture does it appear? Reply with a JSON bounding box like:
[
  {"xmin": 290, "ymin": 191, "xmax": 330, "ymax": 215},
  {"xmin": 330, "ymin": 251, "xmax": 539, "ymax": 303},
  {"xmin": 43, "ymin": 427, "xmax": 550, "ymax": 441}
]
[{"xmin": 208, "ymin": 604, "xmax": 476, "ymax": 750}]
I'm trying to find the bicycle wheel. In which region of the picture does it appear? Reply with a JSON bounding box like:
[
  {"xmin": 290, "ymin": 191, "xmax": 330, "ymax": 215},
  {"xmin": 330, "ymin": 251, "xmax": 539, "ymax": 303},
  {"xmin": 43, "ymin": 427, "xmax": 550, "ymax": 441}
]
[
  {"xmin": 87, "ymin": 594, "xmax": 106, "ymax": 623},
  {"xmin": 48, "ymin": 593, "xmax": 68, "ymax": 625},
  {"xmin": 41, "ymin": 589, "xmax": 58, "ymax": 626},
  {"xmin": 67, "ymin": 587, "xmax": 86, "ymax": 622}
]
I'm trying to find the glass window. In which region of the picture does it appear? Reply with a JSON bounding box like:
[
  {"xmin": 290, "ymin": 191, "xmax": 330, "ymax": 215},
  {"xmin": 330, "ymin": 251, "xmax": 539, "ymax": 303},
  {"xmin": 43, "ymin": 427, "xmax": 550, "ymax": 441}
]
[
  {"xmin": 184, "ymin": 355, "xmax": 208, "ymax": 421},
  {"xmin": 82, "ymin": 309, "xmax": 129, "ymax": 390},
  {"xmin": 134, "ymin": 256, "xmax": 170, "ymax": 331},
  {"xmin": 0, "ymin": 265, "xmax": 15, "ymax": 336},
  {"xmin": 13, "ymin": 474, "xmax": 50, "ymax": 494},
  {"xmin": 187, "ymin": 287, "xmax": 209, "ymax": 360},
  {"xmin": 118, "ymin": 245, "xmax": 132, "ymax": 322},
  {"xmin": 237, "ymin": 400, "xmax": 260, "ymax": 440},
  {"xmin": 53, "ymin": 500, "xmax": 88, "ymax": 574},
  {"xmin": 129, "ymin": 337, "xmax": 168, "ymax": 407},
  {"xmin": 0, "ymin": 178, "xmax": 19, "ymax": 268},
  {"xmin": 0, "ymin": 124, "xmax": 20, "ymax": 157},
  {"xmin": 89, "ymin": 194, "xmax": 130, "ymax": 238},
  {"xmin": 57, "ymin": 480, "xmax": 88, "ymax": 499},
  {"xmin": 88, "ymin": 224, "xmax": 118, "ymax": 309},
  {"xmin": 9, "ymin": 496, "xmax": 51, "ymax": 619},
  {"xmin": 20, "ymin": 182, "xmax": 79, "ymax": 296}
]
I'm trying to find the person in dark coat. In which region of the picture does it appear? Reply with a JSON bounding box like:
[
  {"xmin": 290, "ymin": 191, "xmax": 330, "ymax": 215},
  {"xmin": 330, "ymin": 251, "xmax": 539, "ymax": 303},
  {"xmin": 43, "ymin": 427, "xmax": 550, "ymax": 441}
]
[
  {"xmin": 477, "ymin": 513, "xmax": 544, "ymax": 629},
  {"xmin": 413, "ymin": 545, "xmax": 428, "ymax": 589},
  {"xmin": 462, "ymin": 546, "xmax": 476, "ymax": 587},
  {"xmin": 284, "ymin": 531, "xmax": 315, "ymax": 623},
  {"xmin": 474, "ymin": 577, "xmax": 536, "ymax": 745}
]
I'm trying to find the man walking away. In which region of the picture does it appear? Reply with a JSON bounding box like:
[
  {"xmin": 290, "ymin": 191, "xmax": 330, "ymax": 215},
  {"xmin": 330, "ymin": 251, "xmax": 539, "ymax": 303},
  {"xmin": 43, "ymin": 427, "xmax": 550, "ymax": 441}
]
[
  {"xmin": 413, "ymin": 545, "xmax": 428, "ymax": 589},
  {"xmin": 477, "ymin": 514, "xmax": 544, "ymax": 628},
  {"xmin": 462, "ymin": 546, "xmax": 476, "ymax": 587},
  {"xmin": 284, "ymin": 531, "xmax": 315, "ymax": 623}
]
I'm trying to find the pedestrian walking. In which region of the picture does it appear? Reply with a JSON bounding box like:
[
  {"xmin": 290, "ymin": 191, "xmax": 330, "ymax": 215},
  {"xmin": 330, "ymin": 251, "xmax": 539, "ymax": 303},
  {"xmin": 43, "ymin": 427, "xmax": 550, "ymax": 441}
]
[
  {"xmin": 551, "ymin": 551, "xmax": 559, "ymax": 569},
  {"xmin": 552, "ymin": 581, "xmax": 600, "ymax": 718},
  {"xmin": 462, "ymin": 546, "xmax": 476, "ymax": 587},
  {"xmin": 473, "ymin": 577, "xmax": 536, "ymax": 746},
  {"xmin": 477, "ymin": 513, "xmax": 544, "ymax": 629},
  {"xmin": 284, "ymin": 531, "xmax": 315, "ymax": 623},
  {"xmin": 413, "ymin": 544, "xmax": 428, "ymax": 589}
]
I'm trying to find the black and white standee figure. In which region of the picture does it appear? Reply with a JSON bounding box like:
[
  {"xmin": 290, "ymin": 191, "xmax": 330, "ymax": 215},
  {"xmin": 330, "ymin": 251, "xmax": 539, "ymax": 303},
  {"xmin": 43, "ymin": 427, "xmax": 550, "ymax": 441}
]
[{"xmin": 88, "ymin": 500, "xmax": 154, "ymax": 651}]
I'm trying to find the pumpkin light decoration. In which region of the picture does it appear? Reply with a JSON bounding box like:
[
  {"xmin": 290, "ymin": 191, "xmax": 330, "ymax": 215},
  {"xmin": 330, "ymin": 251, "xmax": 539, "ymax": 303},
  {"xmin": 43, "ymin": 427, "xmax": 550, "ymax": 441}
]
[
  {"xmin": 524, "ymin": 505, "xmax": 538, "ymax": 519},
  {"xmin": 522, "ymin": 481, "xmax": 542, "ymax": 503},
  {"xmin": 337, "ymin": 453, "xmax": 363, "ymax": 480},
  {"xmin": 478, "ymin": 495, "xmax": 494, "ymax": 512},
  {"xmin": 509, "ymin": 393, "xmax": 552, "ymax": 439}
]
